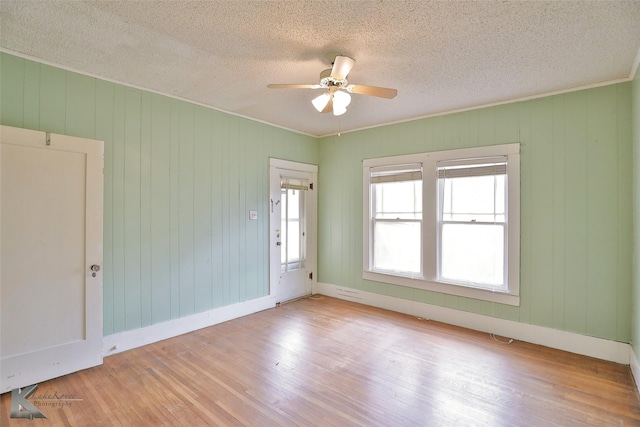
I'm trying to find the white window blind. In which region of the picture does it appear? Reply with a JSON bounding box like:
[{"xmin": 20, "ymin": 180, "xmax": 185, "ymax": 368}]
[
  {"xmin": 281, "ymin": 176, "xmax": 309, "ymax": 191},
  {"xmin": 371, "ymin": 163, "xmax": 422, "ymax": 183},
  {"xmin": 437, "ymin": 157, "xmax": 507, "ymax": 179}
]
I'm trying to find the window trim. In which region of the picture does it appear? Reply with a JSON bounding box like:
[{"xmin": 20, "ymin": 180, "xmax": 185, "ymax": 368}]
[{"xmin": 363, "ymin": 143, "xmax": 520, "ymax": 306}]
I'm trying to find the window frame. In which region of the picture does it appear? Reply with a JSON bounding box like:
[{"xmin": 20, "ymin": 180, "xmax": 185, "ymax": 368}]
[
  {"xmin": 363, "ymin": 143, "xmax": 520, "ymax": 306},
  {"xmin": 369, "ymin": 164, "xmax": 423, "ymax": 277}
]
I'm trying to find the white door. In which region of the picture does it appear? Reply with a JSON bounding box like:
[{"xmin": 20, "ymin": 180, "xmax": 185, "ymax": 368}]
[
  {"xmin": 269, "ymin": 159, "xmax": 317, "ymax": 303},
  {"xmin": 0, "ymin": 125, "xmax": 104, "ymax": 392}
]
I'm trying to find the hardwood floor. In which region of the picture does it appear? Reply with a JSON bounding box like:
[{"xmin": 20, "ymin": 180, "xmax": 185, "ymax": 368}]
[{"xmin": 2, "ymin": 296, "xmax": 639, "ymax": 426}]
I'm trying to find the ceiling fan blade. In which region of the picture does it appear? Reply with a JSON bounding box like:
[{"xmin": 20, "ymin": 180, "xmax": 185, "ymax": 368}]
[
  {"xmin": 348, "ymin": 84, "xmax": 397, "ymax": 99},
  {"xmin": 331, "ymin": 56, "xmax": 355, "ymax": 80},
  {"xmin": 267, "ymin": 84, "xmax": 321, "ymax": 89}
]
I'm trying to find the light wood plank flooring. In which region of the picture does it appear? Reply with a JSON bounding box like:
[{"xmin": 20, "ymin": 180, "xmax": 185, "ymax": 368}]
[{"xmin": 2, "ymin": 296, "xmax": 639, "ymax": 426}]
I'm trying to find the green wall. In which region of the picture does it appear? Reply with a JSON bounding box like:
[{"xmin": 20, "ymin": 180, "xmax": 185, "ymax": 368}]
[
  {"xmin": 632, "ymin": 70, "xmax": 640, "ymax": 352},
  {"xmin": 0, "ymin": 53, "xmax": 319, "ymax": 336},
  {"xmin": 0, "ymin": 51, "xmax": 635, "ymax": 344},
  {"xmin": 318, "ymin": 84, "xmax": 633, "ymax": 342}
]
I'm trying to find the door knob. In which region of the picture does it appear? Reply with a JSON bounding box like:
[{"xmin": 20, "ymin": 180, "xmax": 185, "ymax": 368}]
[{"xmin": 90, "ymin": 265, "xmax": 101, "ymax": 277}]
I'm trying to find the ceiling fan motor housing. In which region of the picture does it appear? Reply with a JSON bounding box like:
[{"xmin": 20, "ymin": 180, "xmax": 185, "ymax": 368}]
[{"xmin": 319, "ymin": 68, "xmax": 347, "ymax": 88}]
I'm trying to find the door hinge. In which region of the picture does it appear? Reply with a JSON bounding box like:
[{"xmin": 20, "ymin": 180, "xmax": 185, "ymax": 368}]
[
  {"xmin": 309, "ymin": 272, "xmax": 313, "ymax": 280},
  {"xmin": 309, "ymin": 183, "xmax": 314, "ymax": 190}
]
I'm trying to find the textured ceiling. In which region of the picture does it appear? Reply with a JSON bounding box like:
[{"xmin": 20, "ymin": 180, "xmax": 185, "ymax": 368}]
[{"xmin": 1, "ymin": 1, "xmax": 640, "ymax": 137}]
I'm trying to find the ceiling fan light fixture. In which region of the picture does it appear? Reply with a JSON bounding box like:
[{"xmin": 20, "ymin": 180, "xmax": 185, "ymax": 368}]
[
  {"xmin": 333, "ymin": 103, "xmax": 347, "ymax": 116},
  {"xmin": 312, "ymin": 92, "xmax": 331, "ymax": 112},
  {"xmin": 333, "ymin": 90, "xmax": 351, "ymax": 108},
  {"xmin": 332, "ymin": 90, "xmax": 351, "ymax": 116}
]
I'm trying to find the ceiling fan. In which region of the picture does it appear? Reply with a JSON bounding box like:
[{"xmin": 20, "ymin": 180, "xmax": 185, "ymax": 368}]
[{"xmin": 268, "ymin": 56, "xmax": 397, "ymax": 116}]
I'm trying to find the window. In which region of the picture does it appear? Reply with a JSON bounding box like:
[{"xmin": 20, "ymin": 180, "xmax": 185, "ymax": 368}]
[
  {"xmin": 363, "ymin": 144, "xmax": 520, "ymax": 305},
  {"xmin": 281, "ymin": 177, "xmax": 307, "ymax": 272},
  {"xmin": 370, "ymin": 165, "xmax": 422, "ymax": 276}
]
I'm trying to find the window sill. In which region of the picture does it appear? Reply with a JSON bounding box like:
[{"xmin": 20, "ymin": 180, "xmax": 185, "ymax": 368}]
[{"xmin": 363, "ymin": 270, "xmax": 520, "ymax": 306}]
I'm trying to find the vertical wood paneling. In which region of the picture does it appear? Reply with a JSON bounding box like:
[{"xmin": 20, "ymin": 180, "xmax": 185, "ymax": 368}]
[
  {"xmin": 0, "ymin": 53, "xmax": 318, "ymax": 336},
  {"xmin": 39, "ymin": 65, "xmax": 66, "ymax": 134},
  {"xmin": 124, "ymin": 89, "xmax": 142, "ymax": 330},
  {"xmin": 95, "ymin": 80, "xmax": 115, "ymax": 335},
  {"xmin": 563, "ymin": 91, "xmax": 589, "ymax": 335},
  {"xmin": 140, "ymin": 92, "xmax": 152, "ymax": 327},
  {"xmin": 0, "ymin": 55, "xmax": 24, "ymax": 128},
  {"xmin": 517, "ymin": 102, "xmax": 532, "ymax": 324},
  {"xmin": 23, "ymin": 60, "xmax": 41, "ymax": 130},
  {"xmin": 350, "ymin": 139, "xmax": 363, "ymax": 290},
  {"xmin": 244, "ymin": 122, "xmax": 259, "ymax": 301},
  {"xmin": 318, "ymin": 82, "xmax": 633, "ymax": 342},
  {"xmin": 330, "ymin": 140, "xmax": 344, "ymax": 283},
  {"xmin": 193, "ymin": 106, "xmax": 213, "ymax": 312},
  {"xmin": 528, "ymin": 98, "xmax": 554, "ymax": 328},
  {"xmin": 211, "ymin": 111, "xmax": 224, "ymax": 308},
  {"xmin": 2, "ymin": 52, "xmax": 632, "ymax": 342},
  {"xmin": 586, "ymin": 87, "xmax": 619, "ymax": 339},
  {"xmin": 616, "ymin": 85, "xmax": 633, "ymax": 342},
  {"xmin": 65, "ymin": 73, "xmax": 95, "ymax": 137},
  {"xmin": 551, "ymin": 96, "xmax": 567, "ymax": 330},
  {"xmin": 150, "ymin": 94, "xmax": 172, "ymax": 324},
  {"xmin": 221, "ymin": 115, "xmax": 231, "ymax": 306},
  {"xmin": 228, "ymin": 118, "xmax": 240, "ymax": 304},
  {"xmin": 169, "ymin": 102, "xmax": 181, "ymax": 319},
  {"xmin": 631, "ymin": 74, "xmax": 640, "ymax": 350},
  {"xmin": 111, "ymin": 85, "xmax": 126, "ymax": 333},
  {"xmin": 178, "ymin": 103, "xmax": 195, "ymax": 317},
  {"xmin": 237, "ymin": 119, "xmax": 247, "ymax": 303}
]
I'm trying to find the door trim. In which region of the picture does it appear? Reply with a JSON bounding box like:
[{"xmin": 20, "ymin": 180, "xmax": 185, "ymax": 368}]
[{"xmin": 269, "ymin": 158, "xmax": 317, "ymax": 302}]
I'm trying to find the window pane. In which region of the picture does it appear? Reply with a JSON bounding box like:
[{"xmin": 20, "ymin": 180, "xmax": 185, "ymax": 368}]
[
  {"xmin": 440, "ymin": 223, "xmax": 504, "ymax": 287},
  {"xmin": 373, "ymin": 221, "xmax": 421, "ymax": 274},
  {"xmin": 281, "ymin": 188, "xmax": 305, "ymax": 271},
  {"xmin": 288, "ymin": 189, "xmax": 300, "ymax": 220},
  {"xmin": 287, "ymin": 220, "xmax": 300, "ymax": 262},
  {"xmin": 442, "ymin": 175, "xmax": 504, "ymax": 223},
  {"xmin": 374, "ymin": 180, "xmax": 422, "ymax": 220}
]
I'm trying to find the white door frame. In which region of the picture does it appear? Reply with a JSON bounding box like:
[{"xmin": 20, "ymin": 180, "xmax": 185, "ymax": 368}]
[
  {"xmin": 269, "ymin": 158, "xmax": 317, "ymax": 302},
  {"xmin": 1, "ymin": 125, "xmax": 104, "ymax": 392}
]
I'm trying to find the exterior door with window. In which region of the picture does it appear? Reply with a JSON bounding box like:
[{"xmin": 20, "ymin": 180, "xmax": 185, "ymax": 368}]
[
  {"xmin": 269, "ymin": 159, "xmax": 317, "ymax": 303},
  {"xmin": 1, "ymin": 125, "xmax": 104, "ymax": 392}
]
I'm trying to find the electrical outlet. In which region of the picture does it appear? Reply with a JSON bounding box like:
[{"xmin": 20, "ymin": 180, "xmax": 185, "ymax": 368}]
[{"xmin": 249, "ymin": 210, "xmax": 258, "ymax": 220}]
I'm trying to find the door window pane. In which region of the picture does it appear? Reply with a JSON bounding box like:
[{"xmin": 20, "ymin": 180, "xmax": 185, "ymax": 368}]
[{"xmin": 281, "ymin": 188, "xmax": 305, "ymax": 272}]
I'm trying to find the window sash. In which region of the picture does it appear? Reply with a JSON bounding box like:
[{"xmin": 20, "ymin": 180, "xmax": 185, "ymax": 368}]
[
  {"xmin": 370, "ymin": 166, "xmax": 423, "ymax": 276},
  {"xmin": 437, "ymin": 221, "xmax": 507, "ymax": 290},
  {"xmin": 436, "ymin": 161, "xmax": 508, "ymax": 290}
]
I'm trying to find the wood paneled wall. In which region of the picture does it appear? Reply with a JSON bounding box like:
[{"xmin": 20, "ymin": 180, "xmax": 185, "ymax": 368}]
[
  {"xmin": 632, "ymin": 72, "xmax": 640, "ymax": 352},
  {"xmin": 0, "ymin": 53, "xmax": 319, "ymax": 336},
  {"xmin": 318, "ymin": 84, "xmax": 633, "ymax": 342},
  {"xmin": 0, "ymin": 51, "xmax": 634, "ymax": 344}
]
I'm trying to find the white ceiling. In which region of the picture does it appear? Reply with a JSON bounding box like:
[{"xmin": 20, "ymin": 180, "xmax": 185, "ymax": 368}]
[{"xmin": 1, "ymin": 1, "xmax": 639, "ymax": 137}]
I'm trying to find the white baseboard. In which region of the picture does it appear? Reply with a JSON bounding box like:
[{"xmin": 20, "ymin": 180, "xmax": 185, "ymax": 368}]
[
  {"xmin": 630, "ymin": 347, "xmax": 640, "ymax": 395},
  {"xmin": 316, "ymin": 282, "xmax": 631, "ymax": 365},
  {"xmin": 103, "ymin": 295, "xmax": 276, "ymax": 356}
]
